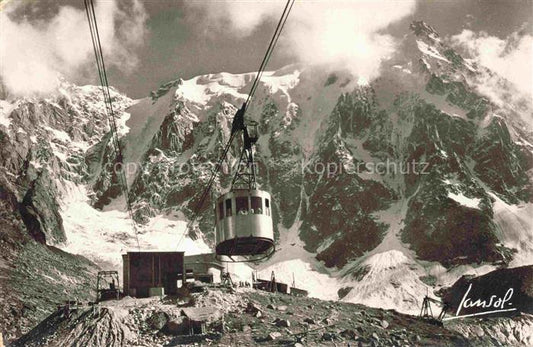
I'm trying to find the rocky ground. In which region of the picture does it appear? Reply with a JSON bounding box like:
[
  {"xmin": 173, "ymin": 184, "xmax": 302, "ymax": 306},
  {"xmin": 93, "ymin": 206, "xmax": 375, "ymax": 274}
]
[
  {"xmin": 0, "ymin": 240, "xmax": 98, "ymax": 341},
  {"xmin": 447, "ymin": 316, "xmax": 533, "ymax": 347},
  {"xmin": 12, "ymin": 285, "xmax": 533, "ymax": 346},
  {"xmin": 0, "ymin": 187, "xmax": 98, "ymax": 342}
]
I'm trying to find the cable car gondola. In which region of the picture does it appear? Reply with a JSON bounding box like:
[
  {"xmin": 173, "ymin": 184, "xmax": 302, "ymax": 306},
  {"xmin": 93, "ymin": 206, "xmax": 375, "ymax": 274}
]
[{"xmin": 214, "ymin": 105, "xmax": 275, "ymax": 262}]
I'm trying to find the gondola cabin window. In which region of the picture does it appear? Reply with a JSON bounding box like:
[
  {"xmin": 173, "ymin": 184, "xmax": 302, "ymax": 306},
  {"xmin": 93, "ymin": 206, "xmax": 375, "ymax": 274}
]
[
  {"xmin": 251, "ymin": 196, "xmax": 262, "ymax": 214},
  {"xmin": 265, "ymin": 198, "xmax": 270, "ymax": 216},
  {"xmin": 236, "ymin": 196, "xmax": 249, "ymax": 215},
  {"xmin": 225, "ymin": 199, "xmax": 232, "ymax": 217}
]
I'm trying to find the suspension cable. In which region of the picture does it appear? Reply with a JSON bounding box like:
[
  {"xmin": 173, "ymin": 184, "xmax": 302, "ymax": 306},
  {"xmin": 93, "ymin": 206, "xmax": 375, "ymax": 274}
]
[
  {"xmin": 176, "ymin": 0, "xmax": 294, "ymax": 250},
  {"xmin": 84, "ymin": 0, "xmax": 140, "ymax": 251},
  {"xmin": 175, "ymin": 132, "xmax": 236, "ymax": 248},
  {"xmin": 245, "ymin": 0, "xmax": 295, "ymax": 113}
]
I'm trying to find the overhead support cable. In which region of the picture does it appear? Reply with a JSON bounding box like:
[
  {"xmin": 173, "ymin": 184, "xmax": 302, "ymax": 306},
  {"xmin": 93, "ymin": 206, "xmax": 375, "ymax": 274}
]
[
  {"xmin": 244, "ymin": 0, "xmax": 295, "ymax": 112},
  {"xmin": 84, "ymin": 0, "xmax": 140, "ymax": 251}
]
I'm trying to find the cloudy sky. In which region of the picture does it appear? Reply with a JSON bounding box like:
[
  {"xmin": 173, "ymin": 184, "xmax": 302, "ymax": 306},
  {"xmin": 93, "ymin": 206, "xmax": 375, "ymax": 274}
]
[{"xmin": 1, "ymin": 0, "xmax": 532, "ymax": 98}]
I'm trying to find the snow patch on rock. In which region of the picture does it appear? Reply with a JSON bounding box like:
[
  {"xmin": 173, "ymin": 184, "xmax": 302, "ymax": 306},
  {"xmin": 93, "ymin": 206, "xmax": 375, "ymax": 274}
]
[
  {"xmin": 58, "ymin": 182, "xmax": 210, "ymax": 275},
  {"xmin": 416, "ymin": 40, "xmax": 451, "ymax": 63},
  {"xmin": 490, "ymin": 192, "xmax": 533, "ymax": 267},
  {"xmin": 448, "ymin": 192, "xmax": 481, "ymax": 209}
]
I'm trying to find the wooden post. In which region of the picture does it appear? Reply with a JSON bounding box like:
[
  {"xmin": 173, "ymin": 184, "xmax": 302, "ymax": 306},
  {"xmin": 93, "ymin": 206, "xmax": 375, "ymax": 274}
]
[
  {"xmin": 151, "ymin": 253, "xmax": 155, "ymax": 288},
  {"xmin": 158, "ymin": 255, "xmax": 162, "ymax": 287},
  {"xmin": 181, "ymin": 265, "xmax": 186, "ymax": 287}
]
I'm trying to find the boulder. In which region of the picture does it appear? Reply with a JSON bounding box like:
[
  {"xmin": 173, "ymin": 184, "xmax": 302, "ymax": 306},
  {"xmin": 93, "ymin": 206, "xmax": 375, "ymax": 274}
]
[
  {"xmin": 267, "ymin": 331, "xmax": 282, "ymax": 341},
  {"xmin": 241, "ymin": 325, "xmax": 252, "ymax": 332},
  {"xmin": 180, "ymin": 307, "xmax": 222, "ymax": 324},
  {"xmin": 147, "ymin": 312, "xmax": 169, "ymax": 331},
  {"xmin": 340, "ymin": 329, "xmax": 357, "ymax": 340},
  {"xmin": 322, "ymin": 332, "xmax": 337, "ymax": 341},
  {"xmin": 303, "ymin": 317, "xmax": 316, "ymax": 325},
  {"xmin": 274, "ymin": 318, "xmax": 290, "ymax": 328},
  {"xmin": 246, "ymin": 302, "xmax": 262, "ymax": 314}
]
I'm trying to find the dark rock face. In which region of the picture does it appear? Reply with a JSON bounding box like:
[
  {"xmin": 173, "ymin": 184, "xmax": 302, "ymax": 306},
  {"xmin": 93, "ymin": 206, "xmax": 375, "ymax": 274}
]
[
  {"xmin": 263, "ymin": 102, "xmax": 302, "ymax": 232},
  {"xmin": 128, "ymin": 101, "xmax": 233, "ymax": 232},
  {"xmin": 91, "ymin": 135, "xmax": 123, "ymax": 210},
  {"xmin": 0, "ymin": 112, "xmax": 66, "ymax": 245},
  {"xmin": 18, "ymin": 171, "xmax": 65, "ymax": 244},
  {"xmin": 295, "ymin": 79, "xmax": 524, "ymax": 266},
  {"xmin": 402, "ymin": 197, "xmax": 501, "ymax": 265},
  {"xmin": 410, "ymin": 21, "xmax": 440, "ymax": 38},
  {"xmin": 302, "ymin": 172, "xmax": 390, "ymax": 268},
  {"xmin": 426, "ymin": 74, "xmax": 489, "ymax": 119},
  {"xmin": 299, "ymin": 90, "xmax": 393, "ymax": 268},
  {"xmin": 18, "ymin": 166, "xmax": 65, "ymax": 244},
  {"xmin": 149, "ymin": 102, "xmax": 197, "ymax": 155},
  {"xmin": 375, "ymin": 98, "xmax": 504, "ymax": 265},
  {"xmin": 471, "ymin": 118, "xmax": 533, "ymax": 204}
]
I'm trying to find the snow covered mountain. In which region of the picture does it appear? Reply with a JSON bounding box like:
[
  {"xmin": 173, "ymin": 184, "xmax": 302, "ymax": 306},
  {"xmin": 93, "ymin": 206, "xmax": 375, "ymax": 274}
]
[{"xmin": 1, "ymin": 21, "xmax": 532, "ymax": 338}]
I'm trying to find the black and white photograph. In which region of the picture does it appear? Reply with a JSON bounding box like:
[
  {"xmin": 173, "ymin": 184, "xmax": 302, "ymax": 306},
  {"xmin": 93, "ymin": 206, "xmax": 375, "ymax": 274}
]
[{"xmin": 0, "ymin": 0, "xmax": 532, "ymax": 346}]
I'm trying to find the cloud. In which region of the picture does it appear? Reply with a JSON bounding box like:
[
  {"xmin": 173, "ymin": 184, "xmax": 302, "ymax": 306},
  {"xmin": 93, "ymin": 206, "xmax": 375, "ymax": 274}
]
[
  {"xmin": 186, "ymin": 0, "xmax": 416, "ymax": 82},
  {"xmin": 451, "ymin": 29, "xmax": 533, "ymax": 97},
  {"xmin": 0, "ymin": 0, "xmax": 147, "ymax": 97}
]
